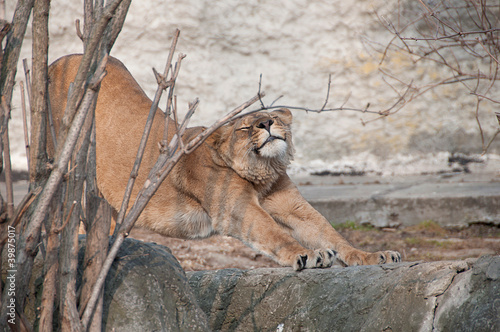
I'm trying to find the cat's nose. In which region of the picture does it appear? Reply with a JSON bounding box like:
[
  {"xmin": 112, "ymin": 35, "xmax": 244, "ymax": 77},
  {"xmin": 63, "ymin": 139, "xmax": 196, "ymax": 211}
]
[{"xmin": 256, "ymin": 118, "xmax": 274, "ymax": 132}]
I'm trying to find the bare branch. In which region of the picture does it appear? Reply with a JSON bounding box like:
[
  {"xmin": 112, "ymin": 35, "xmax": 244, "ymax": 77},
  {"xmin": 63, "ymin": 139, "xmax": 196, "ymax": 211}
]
[
  {"xmin": 114, "ymin": 29, "xmax": 180, "ymax": 235},
  {"xmin": 54, "ymin": 201, "xmax": 76, "ymax": 234},
  {"xmin": 163, "ymin": 52, "xmax": 186, "ymax": 138},
  {"xmin": 253, "ymin": 71, "xmax": 385, "ymax": 120},
  {"xmin": 400, "ymin": 28, "xmax": 500, "ymax": 41},
  {"xmin": 471, "ymin": 91, "xmax": 500, "ymax": 104},
  {"xmin": 320, "ymin": 74, "xmax": 332, "ymax": 111},
  {"xmin": 75, "ymin": 19, "xmax": 84, "ymax": 41},
  {"xmin": 6, "ymin": 187, "xmax": 41, "ymax": 235},
  {"xmin": 22, "ymin": 59, "xmax": 32, "ymax": 108},
  {"xmin": 2, "ymin": 117, "xmax": 13, "ymax": 218},
  {"xmin": 483, "ymin": 129, "xmax": 500, "ymax": 155},
  {"xmin": 339, "ymin": 91, "xmax": 352, "ymax": 110},
  {"xmin": 474, "ymin": 96, "xmax": 485, "ymax": 149},
  {"xmin": 0, "ymin": 0, "xmax": 34, "ymax": 106},
  {"xmin": 39, "ymin": 209, "xmax": 61, "ymax": 332},
  {"xmin": 16, "ymin": 55, "xmax": 109, "ymax": 290},
  {"xmin": 269, "ymin": 95, "xmax": 283, "ymax": 107},
  {"xmin": 20, "ymin": 80, "xmax": 30, "ymax": 172},
  {"xmin": 0, "ymin": 96, "xmax": 13, "ymax": 220},
  {"xmin": 57, "ymin": 0, "xmax": 125, "ymax": 156},
  {"xmin": 476, "ymin": 36, "xmax": 500, "ymax": 65},
  {"xmin": 369, "ymin": 0, "xmax": 500, "ymax": 143},
  {"xmin": 258, "ymin": 74, "xmax": 265, "ymax": 109}
]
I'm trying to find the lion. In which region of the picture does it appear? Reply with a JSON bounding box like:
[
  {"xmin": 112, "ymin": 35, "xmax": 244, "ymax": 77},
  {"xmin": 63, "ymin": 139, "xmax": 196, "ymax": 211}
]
[{"xmin": 48, "ymin": 54, "xmax": 401, "ymax": 270}]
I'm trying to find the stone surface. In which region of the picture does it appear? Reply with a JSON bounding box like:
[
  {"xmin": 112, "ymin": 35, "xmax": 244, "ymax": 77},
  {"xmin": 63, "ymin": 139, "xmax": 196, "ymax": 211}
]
[
  {"xmin": 5, "ymin": 0, "xmax": 500, "ymax": 173},
  {"xmin": 187, "ymin": 256, "xmax": 500, "ymax": 332},
  {"xmin": 11, "ymin": 239, "xmax": 498, "ymax": 331},
  {"xmin": 434, "ymin": 257, "xmax": 500, "ymax": 331},
  {"xmin": 25, "ymin": 238, "xmax": 210, "ymax": 331},
  {"xmin": 88, "ymin": 238, "xmax": 210, "ymax": 331},
  {"xmin": 4, "ymin": 171, "xmax": 500, "ymax": 228},
  {"xmin": 293, "ymin": 172, "xmax": 500, "ymax": 228}
]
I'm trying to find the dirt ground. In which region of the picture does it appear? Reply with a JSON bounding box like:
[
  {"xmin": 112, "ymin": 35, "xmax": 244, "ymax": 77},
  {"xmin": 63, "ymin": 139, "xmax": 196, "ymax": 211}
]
[{"xmin": 129, "ymin": 222, "xmax": 500, "ymax": 271}]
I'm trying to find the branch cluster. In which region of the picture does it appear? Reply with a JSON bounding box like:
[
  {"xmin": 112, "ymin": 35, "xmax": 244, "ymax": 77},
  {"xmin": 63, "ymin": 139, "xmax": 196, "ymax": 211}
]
[{"xmin": 371, "ymin": 0, "xmax": 500, "ymax": 151}]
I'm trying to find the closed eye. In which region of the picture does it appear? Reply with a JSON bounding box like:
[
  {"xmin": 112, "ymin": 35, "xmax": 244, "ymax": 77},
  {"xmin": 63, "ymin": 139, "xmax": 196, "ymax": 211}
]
[{"xmin": 236, "ymin": 126, "xmax": 252, "ymax": 131}]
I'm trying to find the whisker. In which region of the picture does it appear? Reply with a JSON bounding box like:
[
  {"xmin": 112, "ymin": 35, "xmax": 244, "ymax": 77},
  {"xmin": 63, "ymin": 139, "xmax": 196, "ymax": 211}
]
[{"xmin": 235, "ymin": 140, "xmax": 253, "ymax": 156}]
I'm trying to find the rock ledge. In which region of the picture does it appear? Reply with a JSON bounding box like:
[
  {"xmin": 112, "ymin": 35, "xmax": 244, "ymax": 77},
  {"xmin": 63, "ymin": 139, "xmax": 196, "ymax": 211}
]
[{"xmin": 187, "ymin": 256, "xmax": 499, "ymax": 331}]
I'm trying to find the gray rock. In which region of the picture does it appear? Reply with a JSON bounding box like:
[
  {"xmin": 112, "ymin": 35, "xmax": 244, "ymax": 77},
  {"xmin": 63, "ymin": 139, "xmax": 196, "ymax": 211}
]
[
  {"xmin": 187, "ymin": 256, "xmax": 500, "ymax": 332},
  {"xmin": 20, "ymin": 239, "xmax": 498, "ymax": 332},
  {"xmin": 26, "ymin": 238, "xmax": 210, "ymax": 332},
  {"xmin": 434, "ymin": 256, "xmax": 500, "ymax": 332},
  {"xmin": 93, "ymin": 238, "xmax": 210, "ymax": 332}
]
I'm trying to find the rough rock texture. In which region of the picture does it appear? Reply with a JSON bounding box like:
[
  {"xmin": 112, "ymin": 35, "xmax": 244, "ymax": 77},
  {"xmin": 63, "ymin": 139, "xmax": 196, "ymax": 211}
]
[
  {"xmin": 17, "ymin": 240, "xmax": 498, "ymax": 331},
  {"xmin": 6, "ymin": 0, "xmax": 500, "ymax": 173},
  {"xmin": 88, "ymin": 239, "xmax": 210, "ymax": 331},
  {"xmin": 187, "ymin": 256, "xmax": 500, "ymax": 331},
  {"xmin": 27, "ymin": 238, "xmax": 210, "ymax": 331}
]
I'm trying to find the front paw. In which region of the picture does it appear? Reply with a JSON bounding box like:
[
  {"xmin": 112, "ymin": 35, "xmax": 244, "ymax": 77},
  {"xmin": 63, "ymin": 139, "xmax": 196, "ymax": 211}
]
[
  {"xmin": 337, "ymin": 250, "xmax": 402, "ymax": 266},
  {"xmin": 292, "ymin": 249, "xmax": 337, "ymax": 271},
  {"xmin": 313, "ymin": 249, "xmax": 337, "ymax": 268},
  {"xmin": 372, "ymin": 250, "xmax": 402, "ymax": 264}
]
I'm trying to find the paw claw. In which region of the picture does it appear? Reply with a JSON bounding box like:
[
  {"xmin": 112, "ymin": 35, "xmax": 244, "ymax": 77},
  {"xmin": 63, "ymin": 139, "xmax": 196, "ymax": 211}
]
[
  {"xmin": 293, "ymin": 254, "xmax": 308, "ymax": 271},
  {"xmin": 390, "ymin": 251, "xmax": 402, "ymax": 263},
  {"xmin": 337, "ymin": 249, "xmax": 402, "ymax": 266},
  {"xmin": 377, "ymin": 250, "xmax": 402, "ymax": 264},
  {"xmin": 316, "ymin": 252, "xmax": 323, "ymax": 265},
  {"xmin": 379, "ymin": 253, "xmax": 387, "ymax": 264},
  {"xmin": 293, "ymin": 249, "xmax": 338, "ymax": 270},
  {"xmin": 300, "ymin": 254, "xmax": 308, "ymax": 267},
  {"xmin": 311, "ymin": 249, "xmax": 336, "ymax": 268}
]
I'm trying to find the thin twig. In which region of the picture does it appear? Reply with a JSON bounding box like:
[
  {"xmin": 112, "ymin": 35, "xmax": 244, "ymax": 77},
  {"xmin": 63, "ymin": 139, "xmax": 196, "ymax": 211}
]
[
  {"xmin": 22, "ymin": 59, "xmax": 32, "ymax": 110},
  {"xmin": 339, "ymin": 91, "xmax": 352, "ymax": 110},
  {"xmin": 75, "ymin": 19, "xmax": 84, "ymax": 41},
  {"xmin": 57, "ymin": 0, "xmax": 125, "ymax": 158},
  {"xmin": 1, "ymin": 98, "xmax": 14, "ymax": 219},
  {"xmin": 320, "ymin": 74, "xmax": 332, "ymax": 111},
  {"xmin": 54, "ymin": 201, "xmax": 77, "ymax": 234},
  {"xmin": 385, "ymin": 18, "xmax": 413, "ymax": 55},
  {"xmin": 0, "ymin": 186, "xmax": 41, "ymax": 249},
  {"xmin": 401, "ymin": 28, "xmax": 500, "ymax": 41},
  {"xmin": 19, "ymin": 54, "xmax": 109, "ymax": 262},
  {"xmin": 370, "ymin": 0, "xmax": 500, "ymax": 149},
  {"xmin": 47, "ymin": 90, "xmax": 58, "ymax": 152},
  {"xmin": 470, "ymin": 92, "xmax": 500, "ymax": 104},
  {"xmin": 171, "ymin": 95, "xmax": 184, "ymax": 150},
  {"xmin": 20, "ymin": 80, "xmax": 30, "ymax": 173},
  {"xmin": 258, "ymin": 74, "xmax": 265, "ymax": 109},
  {"xmin": 178, "ymin": 98, "xmax": 199, "ymax": 137},
  {"xmin": 476, "ymin": 36, "xmax": 500, "ymax": 65},
  {"xmin": 162, "ymin": 52, "xmax": 186, "ymax": 139},
  {"xmin": 269, "ymin": 95, "xmax": 283, "ymax": 107},
  {"xmin": 114, "ymin": 29, "xmax": 180, "ymax": 235},
  {"xmin": 482, "ymin": 128, "xmax": 500, "ymax": 155},
  {"xmin": 255, "ymin": 72, "xmax": 412, "ymax": 117},
  {"xmin": 9, "ymin": 187, "xmax": 42, "ymax": 231},
  {"xmin": 474, "ymin": 96, "xmax": 485, "ymax": 149}
]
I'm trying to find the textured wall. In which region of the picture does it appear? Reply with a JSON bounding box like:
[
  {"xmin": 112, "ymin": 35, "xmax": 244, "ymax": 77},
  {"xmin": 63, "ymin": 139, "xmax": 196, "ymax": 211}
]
[
  {"xmin": 188, "ymin": 256, "xmax": 500, "ymax": 332},
  {"xmin": 7, "ymin": 0, "xmax": 500, "ymax": 174}
]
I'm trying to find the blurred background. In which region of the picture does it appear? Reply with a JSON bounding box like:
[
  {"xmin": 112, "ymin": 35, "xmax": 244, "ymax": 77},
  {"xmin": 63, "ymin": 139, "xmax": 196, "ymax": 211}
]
[{"xmin": 6, "ymin": 0, "xmax": 500, "ymax": 175}]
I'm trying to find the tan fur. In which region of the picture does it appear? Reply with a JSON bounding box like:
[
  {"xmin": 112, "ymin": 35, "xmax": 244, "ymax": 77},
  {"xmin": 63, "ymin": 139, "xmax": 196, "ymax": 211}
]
[{"xmin": 48, "ymin": 54, "xmax": 401, "ymax": 270}]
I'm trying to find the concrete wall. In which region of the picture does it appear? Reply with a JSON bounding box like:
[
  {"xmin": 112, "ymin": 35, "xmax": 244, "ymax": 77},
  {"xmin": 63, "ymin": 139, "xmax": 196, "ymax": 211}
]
[{"xmin": 6, "ymin": 0, "xmax": 500, "ymax": 174}]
